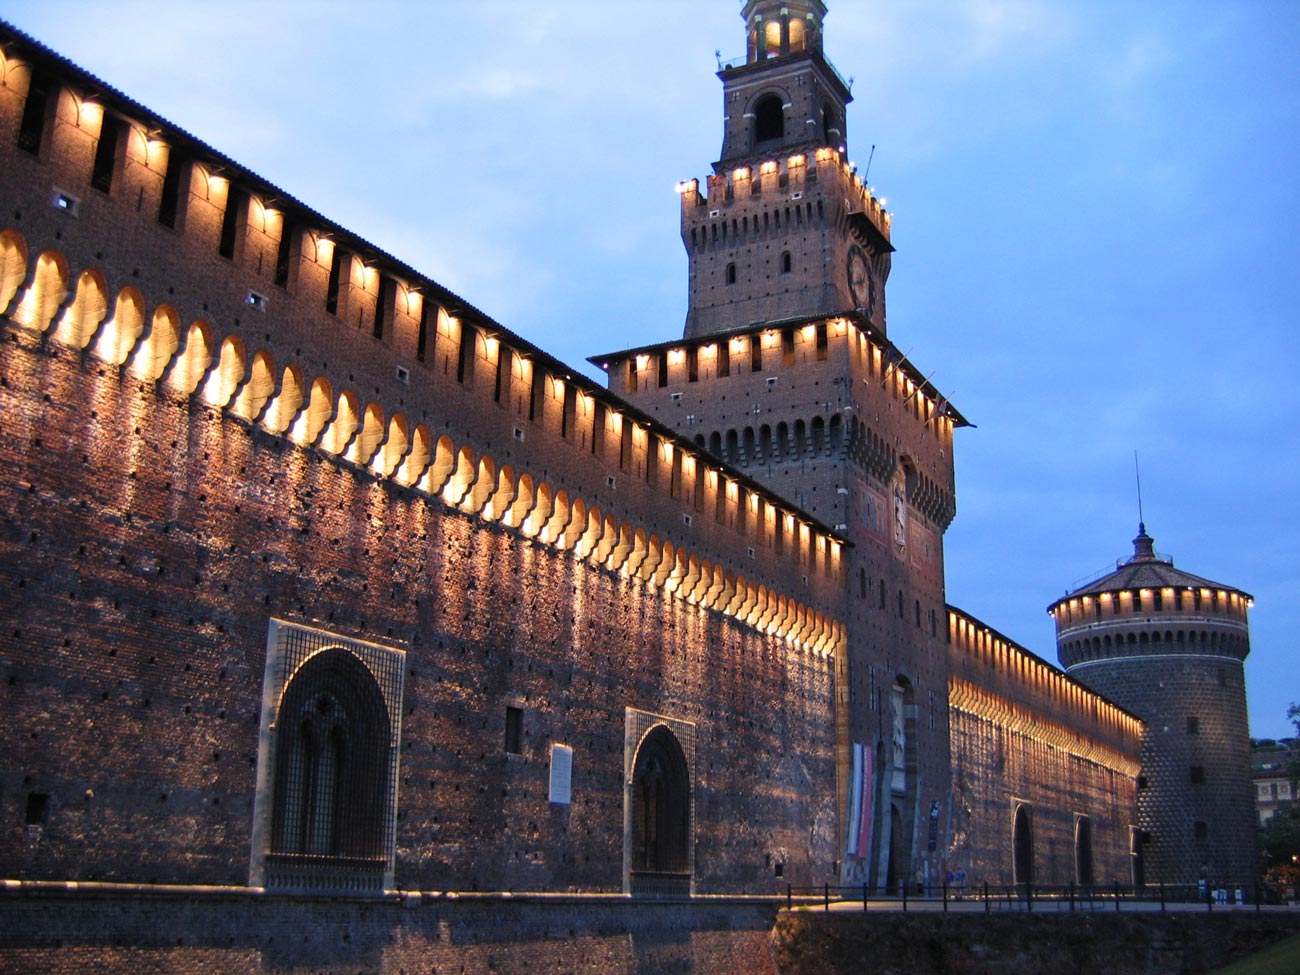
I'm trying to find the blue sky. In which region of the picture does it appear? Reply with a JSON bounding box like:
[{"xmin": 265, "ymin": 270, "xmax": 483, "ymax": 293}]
[{"xmin": 7, "ymin": 1, "xmax": 1298, "ymax": 738}]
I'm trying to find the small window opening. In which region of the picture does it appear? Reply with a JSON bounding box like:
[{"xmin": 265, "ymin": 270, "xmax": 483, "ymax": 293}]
[
  {"xmin": 718, "ymin": 342, "xmax": 730, "ymax": 377},
  {"xmin": 687, "ymin": 347, "xmax": 699, "ymax": 382},
  {"xmin": 750, "ymin": 336, "xmax": 762, "ymax": 371},
  {"xmin": 815, "ymin": 322, "xmax": 828, "ymax": 360},
  {"xmin": 725, "ymin": 263, "xmax": 737, "ymax": 285},
  {"xmin": 781, "ymin": 251, "xmax": 792, "ymax": 274},
  {"xmin": 504, "ymin": 707, "xmax": 523, "ymax": 755},
  {"xmin": 1186, "ymin": 716, "xmax": 1200, "ymax": 735},
  {"xmin": 657, "ymin": 354, "xmax": 669, "ymax": 388},
  {"xmin": 25, "ymin": 792, "xmax": 49, "ymax": 826},
  {"xmin": 781, "ymin": 328, "xmax": 795, "ymax": 367}
]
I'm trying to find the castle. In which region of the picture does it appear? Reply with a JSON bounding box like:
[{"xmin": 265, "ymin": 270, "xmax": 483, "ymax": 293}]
[{"xmin": 0, "ymin": 3, "xmax": 1257, "ymax": 970}]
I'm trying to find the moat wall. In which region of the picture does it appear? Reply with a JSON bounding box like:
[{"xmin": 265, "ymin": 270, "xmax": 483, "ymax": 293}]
[{"xmin": 772, "ymin": 909, "xmax": 1300, "ymax": 975}]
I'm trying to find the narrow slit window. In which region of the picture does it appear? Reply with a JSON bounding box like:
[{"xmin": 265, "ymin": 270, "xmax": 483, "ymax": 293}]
[
  {"xmin": 273, "ymin": 220, "xmax": 297, "ymax": 289},
  {"xmin": 218, "ymin": 186, "xmax": 247, "ymax": 260},
  {"xmin": 416, "ymin": 299, "xmax": 430, "ymax": 362},
  {"xmin": 504, "ymin": 707, "xmax": 523, "ymax": 755},
  {"xmin": 90, "ymin": 114, "xmax": 123, "ymax": 194},
  {"xmin": 374, "ymin": 275, "xmax": 394, "ymax": 341},
  {"xmin": 158, "ymin": 151, "xmax": 185, "ymax": 228},
  {"xmin": 325, "ymin": 246, "xmax": 345, "ymax": 315}
]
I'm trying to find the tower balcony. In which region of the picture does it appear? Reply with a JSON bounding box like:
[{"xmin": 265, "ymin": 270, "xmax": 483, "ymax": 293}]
[{"xmin": 677, "ymin": 147, "xmax": 890, "ymax": 246}]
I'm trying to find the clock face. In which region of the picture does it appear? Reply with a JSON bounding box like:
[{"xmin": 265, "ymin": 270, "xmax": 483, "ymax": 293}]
[{"xmin": 846, "ymin": 244, "xmax": 875, "ymax": 316}]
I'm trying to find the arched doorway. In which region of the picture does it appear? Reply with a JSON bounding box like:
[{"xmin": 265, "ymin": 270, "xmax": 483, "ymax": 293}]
[
  {"xmin": 629, "ymin": 724, "xmax": 692, "ymax": 896},
  {"xmin": 1012, "ymin": 804, "xmax": 1034, "ymax": 886},
  {"xmin": 885, "ymin": 802, "xmax": 904, "ymax": 894},
  {"xmin": 1075, "ymin": 816, "xmax": 1094, "ymax": 886}
]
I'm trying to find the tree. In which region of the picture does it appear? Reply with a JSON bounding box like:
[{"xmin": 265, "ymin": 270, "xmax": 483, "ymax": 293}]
[{"xmin": 1259, "ymin": 704, "xmax": 1300, "ymax": 891}]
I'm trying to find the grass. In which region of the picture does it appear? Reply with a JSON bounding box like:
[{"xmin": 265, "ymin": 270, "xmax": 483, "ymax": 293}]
[{"xmin": 1208, "ymin": 932, "xmax": 1300, "ymax": 975}]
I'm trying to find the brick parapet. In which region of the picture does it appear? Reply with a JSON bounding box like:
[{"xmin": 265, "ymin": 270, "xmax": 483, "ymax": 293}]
[
  {"xmin": 0, "ymin": 331, "xmax": 838, "ymax": 891},
  {"xmin": 0, "ymin": 24, "xmax": 849, "ymax": 650}
]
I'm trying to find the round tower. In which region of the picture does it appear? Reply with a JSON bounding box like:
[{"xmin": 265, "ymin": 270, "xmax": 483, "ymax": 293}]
[{"xmin": 1048, "ymin": 525, "xmax": 1257, "ymax": 887}]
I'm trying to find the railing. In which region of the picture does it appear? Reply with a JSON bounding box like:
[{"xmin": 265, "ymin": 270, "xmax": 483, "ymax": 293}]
[
  {"xmin": 782, "ymin": 881, "xmax": 1273, "ymax": 914},
  {"xmin": 630, "ymin": 870, "xmax": 692, "ymax": 898},
  {"xmin": 264, "ymin": 853, "xmax": 387, "ymax": 893}
]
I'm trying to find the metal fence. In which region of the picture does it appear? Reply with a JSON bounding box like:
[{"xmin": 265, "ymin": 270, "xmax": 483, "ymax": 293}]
[{"xmin": 783, "ymin": 881, "xmax": 1273, "ymax": 914}]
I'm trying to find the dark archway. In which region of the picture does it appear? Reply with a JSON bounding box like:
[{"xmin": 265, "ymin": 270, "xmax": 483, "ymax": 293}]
[
  {"xmin": 630, "ymin": 725, "xmax": 692, "ymax": 895},
  {"xmin": 1075, "ymin": 817, "xmax": 1095, "ymax": 886},
  {"xmin": 270, "ymin": 648, "xmax": 391, "ymax": 866},
  {"xmin": 885, "ymin": 803, "xmax": 904, "ymax": 894},
  {"xmin": 1013, "ymin": 804, "xmax": 1034, "ymax": 885},
  {"xmin": 754, "ymin": 94, "xmax": 785, "ymax": 143}
]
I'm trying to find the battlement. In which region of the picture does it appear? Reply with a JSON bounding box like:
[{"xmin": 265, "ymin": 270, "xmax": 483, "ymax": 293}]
[
  {"xmin": 678, "ymin": 147, "xmax": 891, "ymax": 246},
  {"xmin": 0, "ymin": 22, "xmax": 849, "ymax": 658},
  {"xmin": 947, "ymin": 605, "xmax": 1143, "ymax": 768}
]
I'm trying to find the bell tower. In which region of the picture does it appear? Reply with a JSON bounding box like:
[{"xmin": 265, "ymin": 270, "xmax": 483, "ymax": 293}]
[{"xmin": 681, "ymin": 0, "xmax": 894, "ymax": 339}]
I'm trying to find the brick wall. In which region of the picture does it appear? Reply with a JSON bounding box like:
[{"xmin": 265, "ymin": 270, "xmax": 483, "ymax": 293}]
[{"xmin": 0, "ymin": 888, "xmax": 781, "ymax": 975}]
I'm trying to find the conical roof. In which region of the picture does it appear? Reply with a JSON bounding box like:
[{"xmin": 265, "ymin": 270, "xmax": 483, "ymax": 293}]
[{"xmin": 1047, "ymin": 524, "xmax": 1253, "ymax": 611}]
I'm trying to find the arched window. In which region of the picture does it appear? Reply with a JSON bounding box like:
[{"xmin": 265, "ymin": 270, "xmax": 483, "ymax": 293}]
[
  {"xmin": 725, "ymin": 262, "xmax": 737, "ymax": 285},
  {"xmin": 781, "ymin": 251, "xmax": 792, "ymax": 273},
  {"xmin": 822, "ymin": 102, "xmax": 839, "ymax": 145},
  {"xmin": 269, "ymin": 648, "xmax": 392, "ymax": 881},
  {"xmin": 754, "ymin": 94, "xmax": 785, "ymax": 143},
  {"xmin": 630, "ymin": 725, "xmax": 692, "ymax": 894}
]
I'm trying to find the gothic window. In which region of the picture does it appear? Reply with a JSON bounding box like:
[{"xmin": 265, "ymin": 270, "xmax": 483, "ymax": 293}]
[
  {"xmin": 253, "ymin": 624, "xmax": 404, "ymax": 894},
  {"xmin": 754, "ymin": 94, "xmax": 785, "ymax": 143},
  {"xmin": 725, "ymin": 262, "xmax": 737, "ymax": 285},
  {"xmin": 781, "ymin": 251, "xmax": 792, "ymax": 273},
  {"xmin": 270, "ymin": 648, "xmax": 390, "ymax": 868},
  {"xmin": 629, "ymin": 723, "xmax": 692, "ymax": 895}
]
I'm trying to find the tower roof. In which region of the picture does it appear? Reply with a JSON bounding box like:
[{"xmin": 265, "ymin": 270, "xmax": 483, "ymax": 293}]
[{"xmin": 1048, "ymin": 524, "xmax": 1253, "ymax": 611}]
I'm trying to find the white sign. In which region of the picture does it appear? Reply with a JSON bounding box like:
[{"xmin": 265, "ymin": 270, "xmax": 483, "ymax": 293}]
[{"xmin": 549, "ymin": 743, "xmax": 573, "ymax": 805}]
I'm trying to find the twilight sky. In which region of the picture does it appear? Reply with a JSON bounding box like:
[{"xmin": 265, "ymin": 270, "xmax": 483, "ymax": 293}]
[{"xmin": 7, "ymin": 1, "xmax": 1298, "ymax": 738}]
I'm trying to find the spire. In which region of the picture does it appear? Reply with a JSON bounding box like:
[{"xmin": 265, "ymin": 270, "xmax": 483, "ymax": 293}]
[{"xmin": 1130, "ymin": 523, "xmax": 1157, "ymax": 563}]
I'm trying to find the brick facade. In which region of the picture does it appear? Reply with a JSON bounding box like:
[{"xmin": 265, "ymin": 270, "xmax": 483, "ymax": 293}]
[{"xmin": 0, "ymin": 7, "xmax": 1192, "ymax": 970}]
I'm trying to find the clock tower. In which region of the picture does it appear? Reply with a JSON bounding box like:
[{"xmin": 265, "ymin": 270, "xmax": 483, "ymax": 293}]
[
  {"xmin": 681, "ymin": 0, "xmax": 894, "ymax": 339},
  {"xmin": 593, "ymin": 0, "xmax": 961, "ymax": 895}
]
